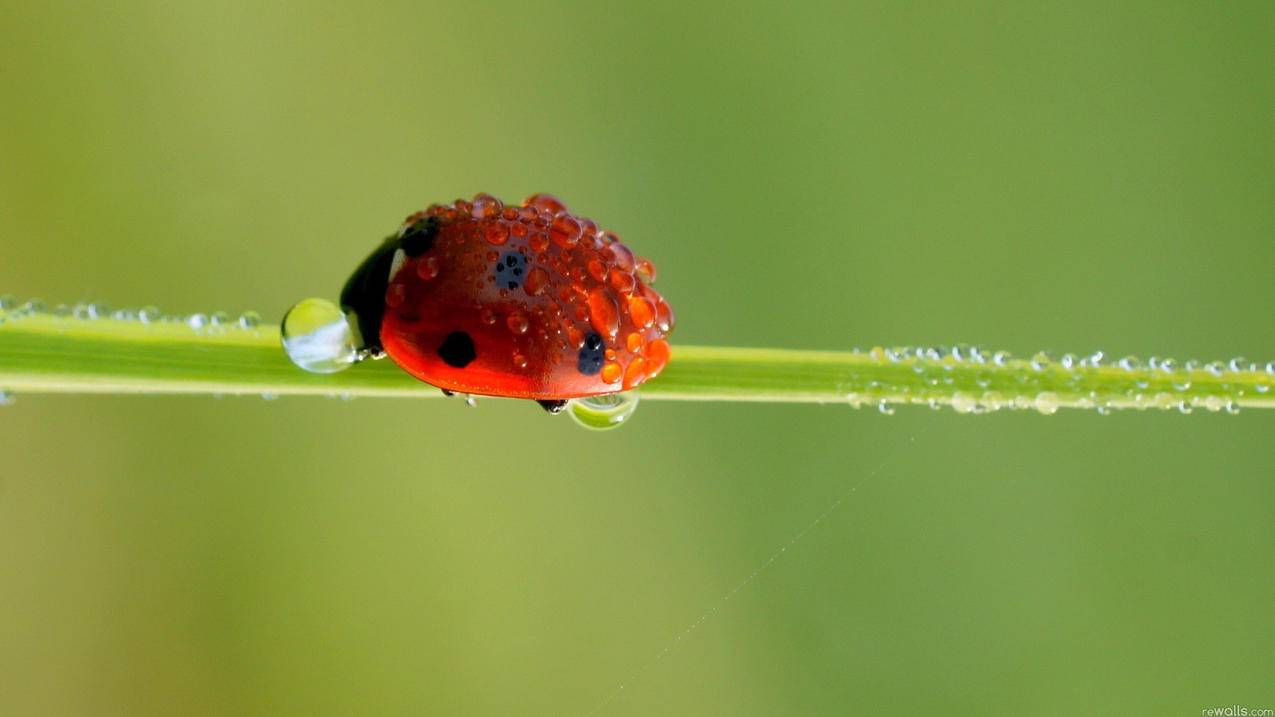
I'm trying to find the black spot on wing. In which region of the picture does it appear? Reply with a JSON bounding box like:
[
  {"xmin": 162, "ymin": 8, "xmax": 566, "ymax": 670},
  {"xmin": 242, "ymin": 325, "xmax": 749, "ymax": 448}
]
[
  {"xmin": 577, "ymin": 331, "xmax": 604, "ymax": 375},
  {"xmin": 437, "ymin": 331, "xmax": 476, "ymax": 368}
]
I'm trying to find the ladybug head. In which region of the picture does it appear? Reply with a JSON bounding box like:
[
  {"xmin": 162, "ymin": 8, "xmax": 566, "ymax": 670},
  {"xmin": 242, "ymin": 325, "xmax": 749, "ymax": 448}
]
[
  {"xmin": 339, "ymin": 235, "xmax": 398, "ymax": 357},
  {"xmin": 339, "ymin": 216, "xmax": 438, "ymax": 357}
]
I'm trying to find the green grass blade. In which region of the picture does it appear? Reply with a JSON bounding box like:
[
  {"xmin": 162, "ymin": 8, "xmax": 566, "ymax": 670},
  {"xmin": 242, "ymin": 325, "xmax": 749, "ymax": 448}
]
[{"xmin": 1, "ymin": 302, "xmax": 1272, "ymax": 412}]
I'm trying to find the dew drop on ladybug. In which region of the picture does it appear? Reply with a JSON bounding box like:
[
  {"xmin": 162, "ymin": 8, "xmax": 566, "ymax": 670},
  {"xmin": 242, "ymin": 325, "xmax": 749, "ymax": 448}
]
[{"xmin": 281, "ymin": 193, "xmax": 674, "ymax": 421}]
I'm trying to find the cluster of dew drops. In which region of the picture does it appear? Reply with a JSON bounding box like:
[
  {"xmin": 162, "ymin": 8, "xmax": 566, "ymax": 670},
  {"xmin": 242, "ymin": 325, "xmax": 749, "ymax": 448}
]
[
  {"xmin": 845, "ymin": 344, "xmax": 1273, "ymax": 417},
  {"xmin": 0, "ymin": 292, "xmax": 636, "ymax": 429},
  {"xmin": 0, "ymin": 292, "xmax": 269, "ymax": 406}
]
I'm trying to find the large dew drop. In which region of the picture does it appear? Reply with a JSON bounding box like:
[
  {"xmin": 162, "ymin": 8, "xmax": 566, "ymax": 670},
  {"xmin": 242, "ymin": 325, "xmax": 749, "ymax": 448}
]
[
  {"xmin": 567, "ymin": 392, "xmax": 639, "ymax": 431},
  {"xmin": 281, "ymin": 298, "xmax": 358, "ymax": 374}
]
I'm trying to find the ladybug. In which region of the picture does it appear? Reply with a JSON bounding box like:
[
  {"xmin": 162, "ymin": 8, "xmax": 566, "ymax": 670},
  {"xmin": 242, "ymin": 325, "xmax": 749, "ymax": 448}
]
[{"xmin": 339, "ymin": 193, "xmax": 674, "ymax": 413}]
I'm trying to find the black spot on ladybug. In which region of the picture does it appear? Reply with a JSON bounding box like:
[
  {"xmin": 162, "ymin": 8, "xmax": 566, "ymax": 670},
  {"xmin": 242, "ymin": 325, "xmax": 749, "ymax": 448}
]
[
  {"xmin": 537, "ymin": 399, "xmax": 568, "ymax": 414},
  {"xmin": 400, "ymin": 217, "xmax": 439, "ymax": 257},
  {"xmin": 438, "ymin": 331, "xmax": 476, "ymax": 368},
  {"xmin": 577, "ymin": 331, "xmax": 605, "ymax": 375},
  {"xmin": 494, "ymin": 251, "xmax": 527, "ymax": 290}
]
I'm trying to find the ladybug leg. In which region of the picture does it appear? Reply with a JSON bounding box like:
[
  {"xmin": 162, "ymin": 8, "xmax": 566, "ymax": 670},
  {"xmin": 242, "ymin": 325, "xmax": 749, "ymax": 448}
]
[
  {"xmin": 536, "ymin": 399, "xmax": 568, "ymax": 415},
  {"xmin": 441, "ymin": 389, "xmax": 455, "ymax": 397}
]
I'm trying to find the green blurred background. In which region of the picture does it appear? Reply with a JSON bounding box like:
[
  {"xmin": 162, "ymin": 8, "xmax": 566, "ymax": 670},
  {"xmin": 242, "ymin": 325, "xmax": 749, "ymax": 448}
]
[{"xmin": 2, "ymin": 2, "xmax": 1273, "ymax": 714}]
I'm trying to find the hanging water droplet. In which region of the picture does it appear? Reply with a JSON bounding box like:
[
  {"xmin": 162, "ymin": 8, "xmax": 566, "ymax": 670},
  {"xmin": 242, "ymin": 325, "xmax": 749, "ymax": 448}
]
[
  {"xmin": 950, "ymin": 392, "xmax": 976, "ymax": 414},
  {"xmin": 281, "ymin": 297, "xmax": 358, "ymax": 374},
  {"xmin": 1034, "ymin": 392, "xmax": 1060, "ymax": 415},
  {"xmin": 464, "ymin": 394, "xmax": 478, "ymax": 407},
  {"xmin": 877, "ymin": 400, "xmax": 895, "ymax": 415},
  {"xmin": 0, "ymin": 390, "xmax": 14, "ymax": 406},
  {"xmin": 187, "ymin": 313, "xmax": 208, "ymax": 331},
  {"xmin": 260, "ymin": 392, "xmax": 279, "ymax": 401},
  {"xmin": 1224, "ymin": 400, "xmax": 1240, "ymax": 415},
  {"xmin": 992, "ymin": 351, "xmax": 1010, "ymax": 367},
  {"xmin": 568, "ymin": 392, "xmax": 639, "ymax": 430}
]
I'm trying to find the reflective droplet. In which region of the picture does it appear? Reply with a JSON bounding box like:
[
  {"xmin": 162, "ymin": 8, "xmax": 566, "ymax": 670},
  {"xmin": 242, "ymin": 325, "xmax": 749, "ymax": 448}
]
[
  {"xmin": 1034, "ymin": 392, "xmax": 1060, "ymax": 415},
  {"xmin": 281, "ymin": 297, "xmax": 358, "ymax": 374},
  {"xmin": 260, "ymin": 392, "xmax": 279, "ymax": 401},
  {"xmin": 139, "ymin": 306, "xmax": 161, "ymax": 324},
  {"xmin": 237, "ymin": 311, "xmax": 262, "ymax": 330},
  {"xmin": 950, "ymin": 392, "xmax": 977, "ymax": 414},
  {"xmin": 587, "ymin": 287, "xmax": 620, "ymax": 338},
  {"xmin": 0, "ymin": 390, "xmax": 14, "ymax": 406},
  {"xmin": 567, "ymin": 392, "xmax": 639, "ymax": 431},
  {"xmin": 187, "ymin": 313, "xmax": 208, "ymax": 331},
  {"xmin": 877, "ymin": 400, "xmax": 895, "ymax": 415},
  {"xmin": 506, "ymin": 311, "xmax": 530, "ymax": 335}
]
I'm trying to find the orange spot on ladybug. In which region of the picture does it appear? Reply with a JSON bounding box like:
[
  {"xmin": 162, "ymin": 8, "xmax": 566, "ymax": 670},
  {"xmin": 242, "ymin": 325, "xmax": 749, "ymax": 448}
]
[
  {"xmin": 587, "ymin": 287, "xmax": 620, "ymax": 338},
  {"xmin": 644, "ymin": 339, "xmax": 670, "ymax": 377},
  {"xmin": 628, "ymin": 295, "xmax": 656, "ymax": 329},
  {"xmin": 623, "ymin": 357, "xmax": 647, "ymax": 390},
  {"xmin": 417, "ymin": 256, "xmax": 439, "ymax": 280},
  {"xmin": 601, "ymin": 361, "xmax": 622, "ymax": 384},
  {"xmin": 587, "ymin": 258, "xmax": 607, "ymax": 282},
  {"xmin": 524, "ymin": 266, "xmax": 549, "ymax": 296},
  {"xmin": 471, "ymin": 193, "xmax": 502, "ymax": 219},
  {"xmin": 550, "ymin": 215, "xmax": 582, "ymax": 248},
  {"xmin": 484, "ymin": 222, "xmax": 509, "ymax": 245},
  {"xmin": 635, "ymin": 257, "xmax": 657, "ymax": 284},
  {"xmin": 524, "ymin": 193, "xmax": 568, "ymax": 215},
  {"xmin": 608, "ymin": 268, "xmax": 635, "ymax": 295},
  {"xmin": 656, "ymin": 298, "xmax": 675, "ymax": 333},
  {"xmin": 605, "ymin": 240, "xmax": 635, "ymax": 272}
]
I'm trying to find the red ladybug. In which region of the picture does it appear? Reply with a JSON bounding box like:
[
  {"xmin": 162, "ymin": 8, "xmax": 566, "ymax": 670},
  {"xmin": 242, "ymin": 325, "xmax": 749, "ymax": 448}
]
[{"xmin": 339, "ymin": 193, "xmax": 674, "ymax": 412}]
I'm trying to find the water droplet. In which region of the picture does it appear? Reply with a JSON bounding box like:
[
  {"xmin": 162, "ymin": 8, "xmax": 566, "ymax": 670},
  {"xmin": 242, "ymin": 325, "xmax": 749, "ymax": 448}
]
[
  {"xmin": 464, "ymin": 394, "xmax": 478, "ymax": 407},
  {"xmin": 1030, "ymin": 352, "xmax": 1052, "ymax": 372},
  {"xmin": 187, "ymin": 313, "xmax": 208, "ymax": 331},
  {"xmin": 1118, "ymin": 355, "xmax": 1142, "ymax": 372},
  {"xmin": 209, "ymin": 311, "xmax": 230, "ymax": 333},
  {"xmin": 0, "ymin": 390, "xmax": 14, "ymax": 406},
  {"xmin": 237, "ymin": 310, "xmax": 262, "ymax": 330},
  {"xmin": 1224, "ymin": 400, "xmax": 1241, "ymax": 415},
  {"xmin": 567, "ymin": 392, "xmax": 639, "ymax": 430},
  {"xmin": 992, "ymin": 351, "xmax": 1011, "ymax": 367},
  {"xmin": 281, "ymin": 297, "xmax": 358, "ymax": 374},
  {"xmin": 139, "ymin": 306, "xmax": 161, "ymax": 324},
  {"xmin": 1034, "ymin": 392, "xmax": 1060, "ymax": 415},
  {"xmin": 877, "ymin": 400, "xmax": 895, "ymax": 415},
  {"xmin": 260, "ymin": 392, "xmax": 279, "ymax": 401},
  {"xmin": 950, "ymin": 392, "xmax": 977, "ymax": 414}
]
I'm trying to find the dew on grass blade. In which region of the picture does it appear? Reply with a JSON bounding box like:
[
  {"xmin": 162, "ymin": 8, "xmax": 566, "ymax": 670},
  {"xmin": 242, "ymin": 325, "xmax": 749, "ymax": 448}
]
[
  {"xmin": 568, "ymin": 392, "xmax": 639, "ymax": 431},
  {"xmin": 281, "ymin": 297, "xmax": 358, "ymax": 374}
]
